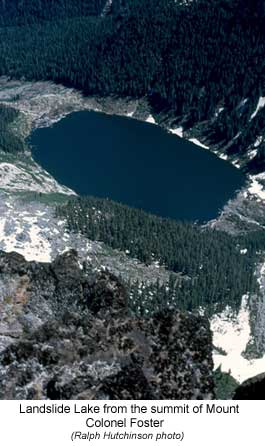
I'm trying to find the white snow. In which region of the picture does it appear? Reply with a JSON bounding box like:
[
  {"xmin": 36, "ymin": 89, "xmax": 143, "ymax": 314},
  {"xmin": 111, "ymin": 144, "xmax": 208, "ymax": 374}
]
[
  {"xmin": 211, "ymin": 295, "xmax": 265, "ymax": 383},
  {"xmin": 254, "ymin": 136, "xmax": 263, "ymax": 148},
  {"xmin": 232, "ymin": 131, "xmax": 241, "ymax": 142},
  {"xmin": 170, "ymin": 127, "xmax": 210, "ymax": 149},
  {"xmin": 214, "ymin": 106, "xmax": 224, "ymax": 117},
  {"xmin": 240, "ymin": 248, "xmax": 248, "ymax": 255},
  {"xmin": 146, "ymin": 115, "xmax": 156, "ymax": 124},
  {"xmin": 257, "ymin": 262, "xmax": 265, "ymax": 288},
  {"xmin": 169, "ymin": 127, "xmax": 184, "ymax": 138},
  {"xmin": 248, "ymin": 149, "xmax": 258, "ymax": 160},
  {"xmin": 248, "ymin": 174, "xmax": 265, "ymax": 200},
  {"xmin": 237, "ymin": 98, "xmax": 248, "ymax": 109},
  {"xmin": 2, "ymin": 78, "xmax": 265, "ymax": 383},
  {"xmin": 246, "ymin": 137, "xmax": 263, "ymax": 162},
  {"xmin": 189, "ymin": 138, "xmax": 209, "ymax": 150},
  {"xmin": 0, "ymin": 203, "xmax": 52, "ymax": 262},
  {"xmin": 0, "ymin": 193, "xmax": 97, "ymax": 264},
  {"xmin": 250, "ymin": 97, "xmax": 265, "ymax": 120},
  {"xmin": 232, "ymin": 160, "xmax": 241, "ymax": 169}
]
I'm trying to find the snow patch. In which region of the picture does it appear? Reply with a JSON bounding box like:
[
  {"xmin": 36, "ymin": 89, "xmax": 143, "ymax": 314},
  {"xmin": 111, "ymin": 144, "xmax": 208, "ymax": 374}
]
[
  {"xmin": 237, "ymin": 98, "xmax": 248, "ymax": 110},
  {"xmin": 189, "ymin": 138, "xmax": 209, "ymax": 150},
  {"xmin": 240, "ymin": 248, "xmax": 248, "ymax": 255},
  {"xmin": 214, "ymin": 106, "xmax": 224, "ymax": 117},
  {"xmin": 145, "ymin": 115, "xmax": 156, "ymax": 125},
  {"xmin": 248, "ymin": 149, "xmax": 258, "ymax": 160},
  {"xmin": 0, "ymin": 201, "xmax": 52, "ymax": 262},
  {"xmin": 0, "ymin": 193, "xmax": 95, "ymax": 263},
  {"xmin": 231, "ymin": 160, "xmax": 241, "ymax": 169},
  {"xmin": 245, "ymin": 138, "xmax": 263, "ymax": 161},
  {"xmin": 254, "ymin": 136, "xmax": 263, "ymax": 148},
  {"xmin": 169, "ymin": 127, "xmax": 183, "ymax": 138},
  {"xmin": 248, "ymin": 175, "xmax": 265, "ymax": 200},
  {"xmin": 232, "ymin": 131, "xmax": 241, "ymax": 142},
  {"xmin": 211, "ymin": 295, "xmax": 265, "ymax": 383},
  {"xmin": 250, "ymin": 97, "xmax": 265, "ymax": 120},
  {"xmin": 170, "ymin": 126, "xmax": 210, "ymax": 150}
]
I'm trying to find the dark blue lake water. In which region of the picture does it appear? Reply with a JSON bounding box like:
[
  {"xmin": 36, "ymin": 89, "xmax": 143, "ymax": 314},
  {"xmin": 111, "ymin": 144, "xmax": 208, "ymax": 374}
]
[{"xmin": 30, "ymin": 111, "xmax": 245, "ymax": 222}]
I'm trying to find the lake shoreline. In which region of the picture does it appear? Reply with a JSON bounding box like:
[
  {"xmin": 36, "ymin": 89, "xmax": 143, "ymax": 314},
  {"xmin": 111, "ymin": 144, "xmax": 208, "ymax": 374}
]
[
  {"xmin": 30, "ymin": 109, "xmax": 246, "ymax": 223},
  {"xmin": 0, "ymin": 77, "xmax": 264, "ymax": 230},
  {"xmin": 1, "ymin": 78, "xmax": 265, "ymax": 382}
]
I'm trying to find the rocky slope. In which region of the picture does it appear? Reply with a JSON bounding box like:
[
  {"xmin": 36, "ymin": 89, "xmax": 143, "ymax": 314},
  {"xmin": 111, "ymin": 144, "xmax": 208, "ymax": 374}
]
[
  {"xmin": 1, "ymin": 78, "xmax": 265, "ymax": 385},
  {"xmin": 0, "ymin": 250, "xmax": 214, "ymax": 400},
  {"xmin": 1, "ymin": 77, "xmax": 265, "ymax": 228}
]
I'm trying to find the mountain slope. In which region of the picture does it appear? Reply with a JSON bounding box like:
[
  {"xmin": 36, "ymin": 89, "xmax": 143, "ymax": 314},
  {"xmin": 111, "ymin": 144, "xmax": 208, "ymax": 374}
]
[
  {"xmin": 1, "ymin": 76, "xmax": 265, "ymax": 385},
  {"xmin": 0, "ymin": 0, "xmax": 264, "ymax": 171},
  {"xmin": 0, "ymin": 0, "xmax": 265, "ymax": 390},
  {"xmin": 0, "ymin": 250, "xmax": 214, "ymax": 400}
]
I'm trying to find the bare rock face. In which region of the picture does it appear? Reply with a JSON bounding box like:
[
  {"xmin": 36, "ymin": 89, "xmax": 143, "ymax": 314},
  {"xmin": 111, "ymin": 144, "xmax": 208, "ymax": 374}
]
[{"xmin": 0, "ymin": 250, "xmax": 214, "ymax": 399}]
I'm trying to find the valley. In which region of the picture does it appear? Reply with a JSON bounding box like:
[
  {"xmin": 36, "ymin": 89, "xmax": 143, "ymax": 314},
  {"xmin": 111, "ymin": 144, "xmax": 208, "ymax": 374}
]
[
  {"xmin": 0, "ymin": 0, "xmax": 265, "ymax": 400},
  {"xmin": 1, "ymin": 78, "xmax": 265, "ymax": 386},
  {"xmin": 30, "ymin": 109, "xmax": 245, "ymax": 222}
]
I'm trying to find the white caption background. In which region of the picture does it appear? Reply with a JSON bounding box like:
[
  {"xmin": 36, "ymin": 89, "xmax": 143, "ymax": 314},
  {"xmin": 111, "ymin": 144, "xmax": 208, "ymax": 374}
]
[{"xmin": 0, "ymin": 401, "xmax": 262, "ymax": 445}]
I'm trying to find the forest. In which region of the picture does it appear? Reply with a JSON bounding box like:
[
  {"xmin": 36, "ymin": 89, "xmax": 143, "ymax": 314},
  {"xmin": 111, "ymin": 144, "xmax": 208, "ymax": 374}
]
[
  {"xmin": 0, "ymin": 0, "xmax": 107, "ymax": 26},
  {"xmin": 0, "ymin": 0, "xmax": 264, "ymax": 170},
  {"xmin": 0, "ymin": 105, "xmax": 24, "ymax": 153},
  {"xmin": 0, "ymin": 0, "xmax": 265, "ymax": 313},
  {"xmin": 56, "ymin": 196, "xmax": 262, "ymax": 315}
]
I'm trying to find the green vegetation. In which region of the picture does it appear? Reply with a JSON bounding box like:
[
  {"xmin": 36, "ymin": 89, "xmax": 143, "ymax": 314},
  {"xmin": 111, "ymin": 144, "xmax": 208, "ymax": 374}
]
[
  {"xmin": 57, "ymin": 196, "xmax": 260, "ymax": 315},
  {"xmin": 15, "ymin": 191, "xmax": 71, "ymax": 205},
  {"xmin": 0, "ymin": 105, "xmax": 24, "ymax": 153},
  {"xmin": 0, "ymin": 0, "xmax": 264, "ymax": 168},
  {"xmin": 0, "ymin": 0, "xmax": 106, "ymax": 26},
  {"xmin": 1, "ymin": 0, "xmax": 265, "ymax": 317},
  {"xmin": 214, "ymin": 367, "xmax": 239, "ymax": 399}
]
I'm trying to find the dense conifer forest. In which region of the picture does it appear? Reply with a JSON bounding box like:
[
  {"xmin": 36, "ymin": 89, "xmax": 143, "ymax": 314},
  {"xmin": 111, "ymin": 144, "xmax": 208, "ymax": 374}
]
[
  {"xmin": 57, "ymin": 196, "xmax": 262, "ymax": 314},
  {"xmin": 0, "ymin": 0, "xmax": 106, "ymax": 25},
  {"xmin": 0, "ymin": 0, "xmax": 264, "ymax": 168},
  {"xmin": 0, "ymin": 1, "xmax": 265, "ymax": 401},
  {"xmin": 1, "ymin": 0, "xmax": 265, "ymax": 313}
]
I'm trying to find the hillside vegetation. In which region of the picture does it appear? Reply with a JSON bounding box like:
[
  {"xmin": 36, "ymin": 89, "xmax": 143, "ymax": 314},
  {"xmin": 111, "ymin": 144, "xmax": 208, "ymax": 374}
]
[
  {"xmin": 0, "ymin": 0, "xmax": 106, "ymax": 25},
  {"xmin": 0, "ymin": 105, "xmax": 24, "ymax": 153},
  {"xmin": 57, "ymin": 196, "xmax": 263, "ymax": 315},
  {"xmin": 0, "ymin": 0, "xmax": 264, "ymax": 169}
]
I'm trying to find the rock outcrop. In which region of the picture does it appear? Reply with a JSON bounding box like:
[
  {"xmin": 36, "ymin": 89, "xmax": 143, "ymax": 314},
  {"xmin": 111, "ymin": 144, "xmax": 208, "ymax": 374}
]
[{"xmin": 0, "ymin": 250, "xmax": 214, "ymax": 399}]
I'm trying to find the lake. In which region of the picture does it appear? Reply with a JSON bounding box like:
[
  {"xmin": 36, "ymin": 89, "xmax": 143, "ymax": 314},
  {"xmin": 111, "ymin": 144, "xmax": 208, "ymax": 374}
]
[{"xmin": 30, "ymin": 111, "xmax": 245, "ymax": 222}]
